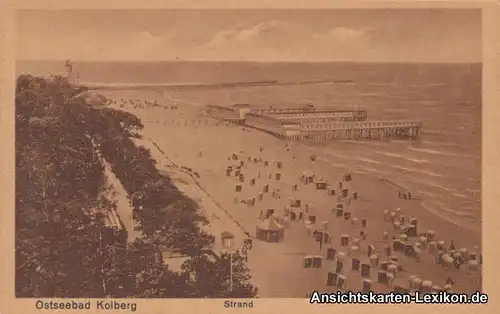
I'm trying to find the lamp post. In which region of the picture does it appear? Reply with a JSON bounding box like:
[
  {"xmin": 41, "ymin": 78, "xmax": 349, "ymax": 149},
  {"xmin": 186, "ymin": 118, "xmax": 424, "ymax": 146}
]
[{"xmin": 221, "ymin": 231, "xmax": 235, "ymax": 292}]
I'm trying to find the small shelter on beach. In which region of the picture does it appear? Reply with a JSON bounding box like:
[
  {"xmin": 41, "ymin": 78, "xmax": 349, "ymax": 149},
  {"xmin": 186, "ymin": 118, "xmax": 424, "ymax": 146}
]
[
  {"xmin": 256, "ymin": 217, "xmax": 285, "ymax": 242},
  {"xmin": 303, "ymin": 173, "xmax": 314, "ymax": 184},
  {"xmin": 289, "ymin": 197, "xmax": 301, "ymax": 207},
  {"xmin": 315, "ymin": 180, "xmax": 327, "ymax": 190}
]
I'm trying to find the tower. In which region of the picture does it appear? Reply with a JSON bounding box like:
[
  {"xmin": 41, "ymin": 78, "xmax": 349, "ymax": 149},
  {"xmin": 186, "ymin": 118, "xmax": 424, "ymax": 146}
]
[{"xmin": 64, "ymin": 59, "xmax": 75, "ymax": 84}]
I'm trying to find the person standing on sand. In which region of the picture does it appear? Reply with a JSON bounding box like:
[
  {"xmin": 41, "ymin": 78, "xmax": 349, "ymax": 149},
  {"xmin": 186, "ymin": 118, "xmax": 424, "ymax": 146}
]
[
  {"xmin": 453, "ymin": 259, "xmax": 461, "ymax": 271},
  {"xmin": 448, "ymin": 240, "xmax": 456, "ymax": 251},
  {"xmin": 446, "ymin": 276, "xmax": 454, "ymax": 286},
  {"xmin": 336, "ymin": 260, "xmax": 343, "ymax": 273},
  {"xmin": 360, "ymin": 229, "xmax": 366, "ymax": 240}
]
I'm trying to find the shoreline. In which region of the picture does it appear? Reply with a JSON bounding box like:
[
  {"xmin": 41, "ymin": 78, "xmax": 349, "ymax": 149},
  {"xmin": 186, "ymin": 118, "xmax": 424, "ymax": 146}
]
[
  {"xmin": 289, "ymin": 139, "xmax": 481, "ymax": 248},
  {"xmin": 289, "ymin": 138, "xmax": 481, "ymax": 234}
]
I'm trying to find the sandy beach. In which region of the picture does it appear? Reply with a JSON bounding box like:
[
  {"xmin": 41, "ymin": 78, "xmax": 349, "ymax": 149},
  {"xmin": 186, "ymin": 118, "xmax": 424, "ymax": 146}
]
[{"xmin": 102, "ymin": 90, "xmax": 481, "ymax": 297}]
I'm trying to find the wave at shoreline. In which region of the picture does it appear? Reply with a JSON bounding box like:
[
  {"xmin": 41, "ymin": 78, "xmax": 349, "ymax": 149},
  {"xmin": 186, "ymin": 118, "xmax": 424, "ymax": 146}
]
[{"xmin": 299, "ymin": 141, "xmax": 480, "ymax": 232}]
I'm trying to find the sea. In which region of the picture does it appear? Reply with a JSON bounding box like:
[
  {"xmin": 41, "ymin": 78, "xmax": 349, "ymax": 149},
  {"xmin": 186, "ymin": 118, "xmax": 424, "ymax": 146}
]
[{"xmin": 16, "ymin": 60, "xmax": 482, "ymax": 232}]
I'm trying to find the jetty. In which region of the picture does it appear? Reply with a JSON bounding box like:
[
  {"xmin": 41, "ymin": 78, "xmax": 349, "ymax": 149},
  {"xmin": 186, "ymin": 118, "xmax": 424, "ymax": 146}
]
[
  {"xmin": 207, "ymin": 105, "xmax": 422, "ymax": 142},
  {"xmin": 266, "ymin": 110, "xmax": 367, "ymax": 123},
  {"xmin": 281, "ymin": 120, "xmax": 421, "ymax": 141}
]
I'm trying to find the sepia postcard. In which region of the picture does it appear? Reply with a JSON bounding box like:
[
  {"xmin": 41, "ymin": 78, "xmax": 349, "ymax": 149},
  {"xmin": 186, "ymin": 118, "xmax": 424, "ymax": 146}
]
[{"xmin": 1, "ymin": 1, "xmax": 500, "ymax": 314}]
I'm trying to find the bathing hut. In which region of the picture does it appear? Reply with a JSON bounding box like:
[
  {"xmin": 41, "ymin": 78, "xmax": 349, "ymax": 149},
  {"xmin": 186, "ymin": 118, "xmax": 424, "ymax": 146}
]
[
  {"xmin": 361, "ymin": 218, "xmax": 367, "ymax": 228},
  {"xmin": 402, "ymin": 224, "xmax": 417, "ymax": 237},
  {"xmin": 315, "ymin": 180, "xmax": 327, "ymax": 190},
  {"xmin": 304, "ymin": 255, "xmax": 313, "ymax": 268},
  {"xmin": 392, "ymin": 239, "xmax": 405, "ymax": 252},
  {"xmin": 362, "ymin": 279, "xmax": 372, "ymax": 293},
  {"xmin": 337, "ymin": 275, "xmax": 347, "ymax": 290},
  {"xmin": 304, "ymin": 173, "xmax": 314, "ymax": 184},
  {"xmin": 312, "ymin": 255, "xmax": 323, "ymax": 268},
  {"xmin": 361, "ymin": 263, "xmax": 371, "ymax": 277},
  {"xmin": 326, "ymin": 248, "xmax": 337, "ymax": 260},
  {"xmin": 314, "ymin": 231, "xmax": 324, "ymax": 243},
  {"xmin": 409, "ymin": 217, "xmax": 418, "ymax": 227},
  {"xmin": 290, "ymin": 198, "xmax": 301, "ymax": 208},
  {"xmin": 352, "ymin": 258, "xmax": 361, "ymax": 271},
  {"xmin": 256, "ymin": 217, "xmax": 285, "ymax": 242},
  {"xmin": 322, "ymin": 232, "xmax": 332, "ymax": 244},
  {"xmin": 344, "ymin": 211, "xmax": 351, "ymax": 221},
  {"xmin": 327, "ymin": 272, "xmax": 338, "ymax": 286},
  {"xmin": 340, "ymin": 234, "xmax": 349, "ymax": 246},
  {"xmin": 336, "ymin": 205, "xmax": 344, "ymax": 217},
  {"xmin": 377, "ymin": 271, "xmax": 388, "ymax": 285}
]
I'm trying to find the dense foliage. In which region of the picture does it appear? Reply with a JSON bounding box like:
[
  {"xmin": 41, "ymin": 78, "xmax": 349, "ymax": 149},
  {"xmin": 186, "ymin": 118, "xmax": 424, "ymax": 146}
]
[{"xmin": 15, "ymin": 74, "xmax": 258, "ymax": 298}]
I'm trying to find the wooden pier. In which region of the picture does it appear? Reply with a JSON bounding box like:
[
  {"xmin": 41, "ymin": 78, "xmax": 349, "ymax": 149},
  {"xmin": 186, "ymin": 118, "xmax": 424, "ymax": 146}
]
[
  {"xmin": 282, "ymin": 120, "xmax": 422, "ymax": 141},
  {"xmin": 268, "ymin": 110, "xmax": 367, "ymax": 123},
  {"xmin": 195, "ymin": 105, "xmax": 422, "ymax": 142},
  {"xmin": 249, "ymin": 107, "xmax": 316, "ymax": 115}
]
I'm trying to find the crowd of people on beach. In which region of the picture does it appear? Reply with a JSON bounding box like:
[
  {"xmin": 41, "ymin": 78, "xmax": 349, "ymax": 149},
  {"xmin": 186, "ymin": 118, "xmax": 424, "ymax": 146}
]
[
  {"xmin": 219, "ymin": 144, "xmax": 482, "ymax": 294},
  {"xmin": 111, "ymin": 98, "xmax": 178, "ymax": 110}
]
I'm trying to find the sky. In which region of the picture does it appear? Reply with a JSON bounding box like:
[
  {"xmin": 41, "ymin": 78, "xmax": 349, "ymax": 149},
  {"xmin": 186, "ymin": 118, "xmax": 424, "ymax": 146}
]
[{"xmin": 16, "ymin": 9, "xmax": 481, "ymax": 63}]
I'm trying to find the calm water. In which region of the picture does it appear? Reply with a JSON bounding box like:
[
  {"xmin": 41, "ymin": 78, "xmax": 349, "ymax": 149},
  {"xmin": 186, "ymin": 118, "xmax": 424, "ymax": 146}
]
[{"xmin": 16, "ymin": 60, "xmax": 482, "ymax": 231}]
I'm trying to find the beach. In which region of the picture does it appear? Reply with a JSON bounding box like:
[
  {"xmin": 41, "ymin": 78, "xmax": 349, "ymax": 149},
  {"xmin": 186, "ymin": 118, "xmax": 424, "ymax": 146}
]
[{"xmin": 103, "ymin": 89, "xmax": 482, "ymax": 297}]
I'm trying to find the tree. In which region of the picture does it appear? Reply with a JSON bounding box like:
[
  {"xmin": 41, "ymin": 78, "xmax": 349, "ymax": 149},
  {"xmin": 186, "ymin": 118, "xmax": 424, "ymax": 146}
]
[
  {"xmin": 179, "ymin": 251, "xmax": 258, "ymax": 298},
  {"xmin": 15, "ymin": 74, "xmax": 258, "ymax": 298}
]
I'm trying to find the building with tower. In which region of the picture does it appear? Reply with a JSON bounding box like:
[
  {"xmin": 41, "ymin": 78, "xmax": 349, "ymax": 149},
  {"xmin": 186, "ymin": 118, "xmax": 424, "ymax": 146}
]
[{"xmin": 64, "ymin": 59, "xmax": 79, "ymax": 84}]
